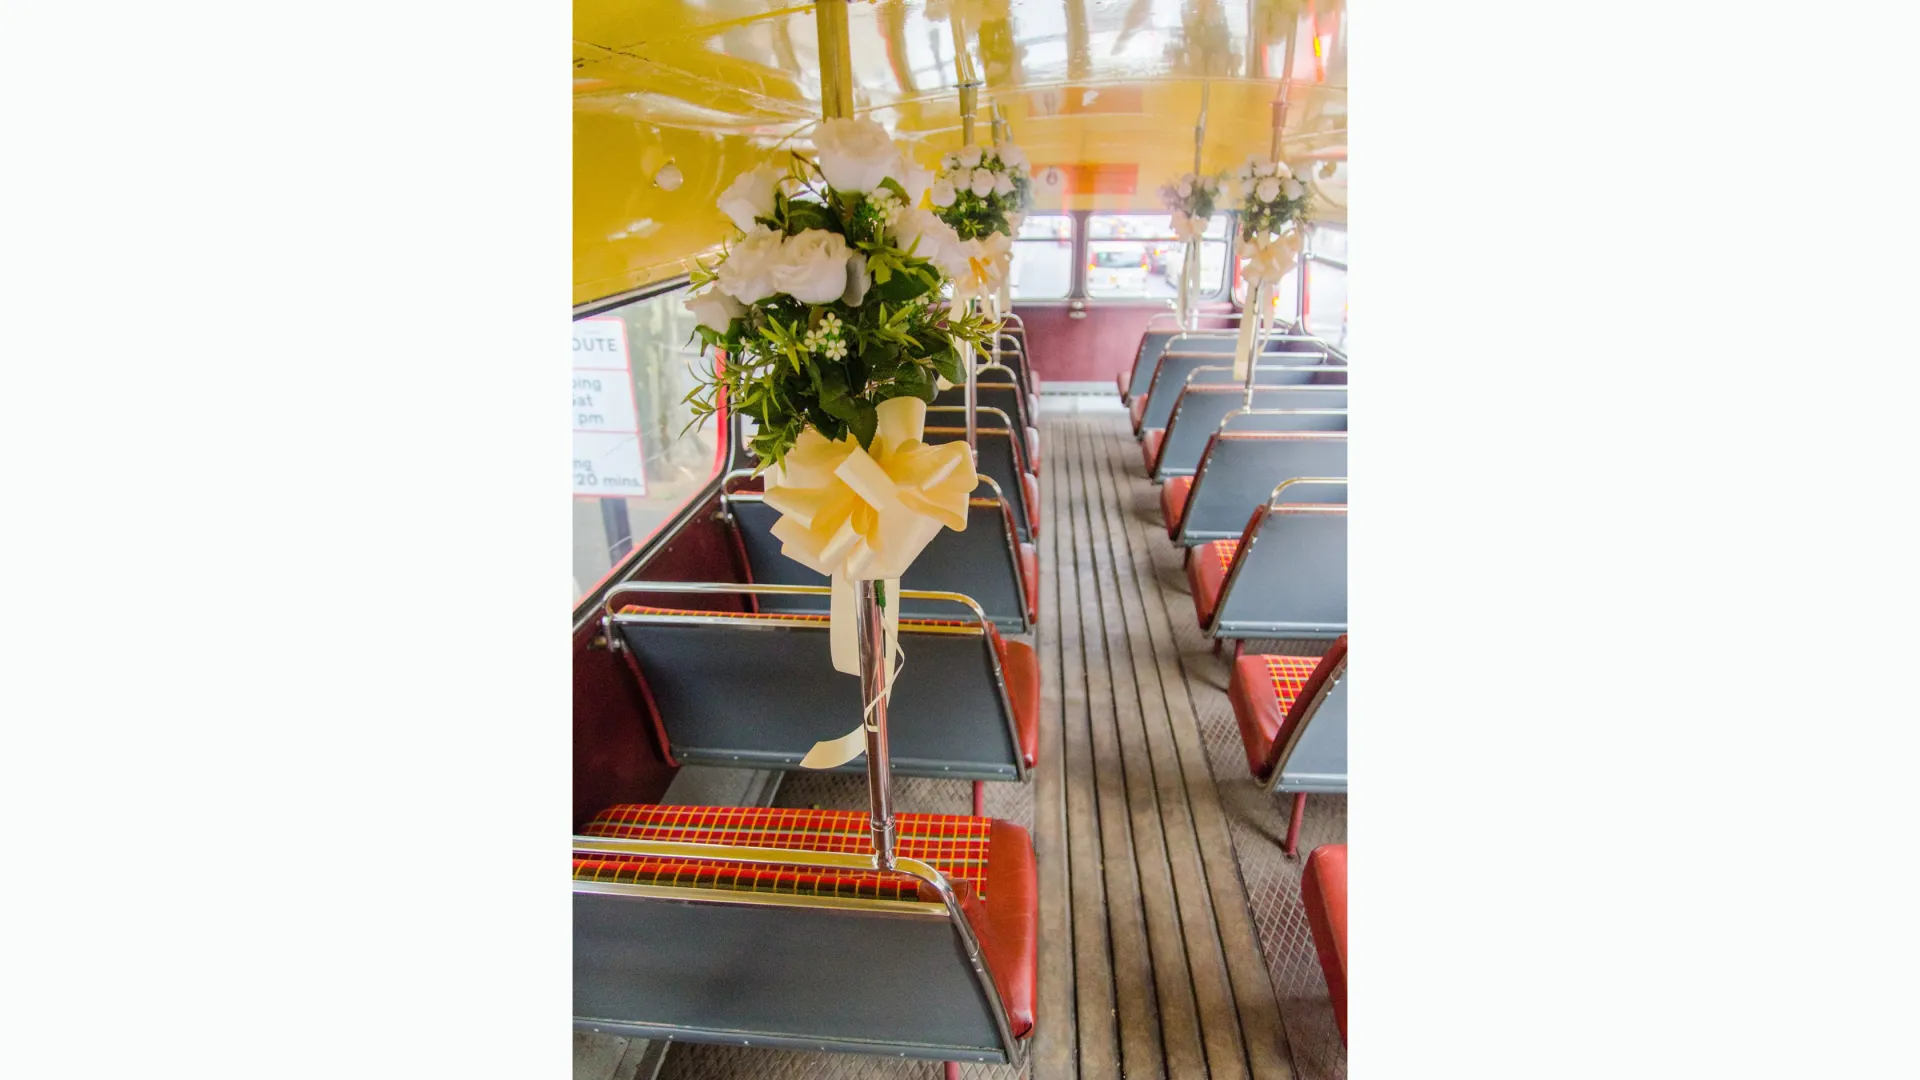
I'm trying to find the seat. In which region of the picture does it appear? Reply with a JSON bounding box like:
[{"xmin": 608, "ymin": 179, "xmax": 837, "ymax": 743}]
[
  {"xmin": 1193, "ymin": 505, "xmax": 1347, "ymax": 640},
  {"xmin": 924, "ymin": 409, "xmax": 1039, "ymax": 542},
  {"xmin": 931, "ymin": 363, "xmax": 1040, "ymax": 469},
  {"xmin": 1227, "ymin": 638, "xmax": 1348, "ymax": 857},
  {"xmin": 1301, "ymin": 844, "xmax": 1348, "ymax": 1043},
  {"xmin": 575, "ymin": 804, "xmax": 1037, "ymax": 1062},
  {"xmin": 1152, "ymin": 384, "xmax": 1348, "ymax": 480},
  {"xmin": 606, "ymin": 596, "xmax": 1038, "ymax": 779},
  {"xmin": 1160, "ymin": 475, "xmax": 1194, "ymax": 537},
  {"xmin": 727, "ymin": 479, "xmax": 1036, "ymax": 633},
  {"xmin": 1141, "ymin": 429, "xmax": 1164, "ymax": 474},
  {"xmin": 1176, "ymin": 433, "xmax": 1348, "ymax": 545},
  {"xmin": 1135, "ymin": 345, "xmax": 1340, "ymax": 434}
]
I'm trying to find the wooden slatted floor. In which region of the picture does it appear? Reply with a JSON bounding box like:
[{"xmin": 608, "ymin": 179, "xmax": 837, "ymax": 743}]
[{"xmin": 593, "ymin": 401, "xmax": 1344, "ymax": 1080}]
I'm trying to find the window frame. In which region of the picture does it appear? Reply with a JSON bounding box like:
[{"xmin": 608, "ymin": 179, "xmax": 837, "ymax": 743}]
[
  {"xmin": 570, "ymin": 274, "xmax": 730, "ymax": 621},
  {"xmin": 1006, "ymin": 212, "xmax": 1079, "ymax": 302}
]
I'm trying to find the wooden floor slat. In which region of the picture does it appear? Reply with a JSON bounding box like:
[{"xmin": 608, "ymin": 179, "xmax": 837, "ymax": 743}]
[{"xmin": 1032, "ymin": 414, "xmax": 1076, "ymax": 1080}]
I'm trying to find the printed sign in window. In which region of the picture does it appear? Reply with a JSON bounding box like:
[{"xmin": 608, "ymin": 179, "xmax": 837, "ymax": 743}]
[{"xmin": 572, "ymin": 318, "xmax": 647, "ymax": 497}]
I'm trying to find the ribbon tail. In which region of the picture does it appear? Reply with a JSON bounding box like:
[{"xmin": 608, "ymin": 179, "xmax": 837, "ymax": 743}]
[
  {"xmin": 828, "ymin": 570, "xmax": 859, "ymax": 675},
  {"xmin": 799, "ymin": 724, "xmax": 868, "ymax": 770},
  {"xmin": 1233, "ymin": 279, "xmax": 1265, "ymax": 380},
  {"xmin": 879, "ymin": 577, "xmax": 902, "ymax": 717}
]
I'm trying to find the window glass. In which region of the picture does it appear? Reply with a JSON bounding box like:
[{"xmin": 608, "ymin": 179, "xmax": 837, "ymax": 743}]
[
  {"xmin": 1084, "ymin": 212, "xmax": 1229, "ymax": 299},
  {"xmin": 572, "ymin": 284, "xmax": 720, "ymax": 601},
  {"xmin": 1311, "ymin": 224, "xmax": 1348, "ymax": 262},
  {"xmin": 1304, "ymin": 260, "xmax": 1348, "ymax": 349},
  {"xmin": 1008, "ymin": 214, "xmax": 1074, "ymax": 299}
]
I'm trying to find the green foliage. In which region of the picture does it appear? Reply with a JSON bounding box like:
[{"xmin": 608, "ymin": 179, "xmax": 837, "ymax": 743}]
[{"xmin": 680, "ymin": 155, "xmax": 1000, "ymax": 468}]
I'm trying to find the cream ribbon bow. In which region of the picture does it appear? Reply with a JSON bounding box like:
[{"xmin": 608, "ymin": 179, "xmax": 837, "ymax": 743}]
[
  {"xmin": 761, "ymin": 396, "xmax": 978, "ymax": 768},
  {"xmin": 1233, "ymin": 228, "xmax": 1306, "ymax": 378}
]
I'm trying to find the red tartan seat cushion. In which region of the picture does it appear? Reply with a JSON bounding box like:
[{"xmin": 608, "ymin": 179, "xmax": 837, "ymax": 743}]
[
  {"xmin": 1141, "ymin": 429, "xmax": 1164, "ymax": 475},
  {"xmin": 1128, "ymin": 395, "xmax": 1149, "ymax": 431},
  {"xmin": 1228, "ymin": 653, "xmax": 1321, "ymax": 778},
  {"xmin": 1160, "ymin": 475, "xmax": 1193, "ymax": 537},
  {"xmin": 576, "ymin": 805, "xmax": 1037, "ymax": 1038},
  {"xmin": 1188, "ymin": 538, "xmax": 1237, "ymax": 629},
  {"xmin": 1019, "ymin": 541, "xmax": 1040, "ymax": 624},
  {"xmin": 1227, "ymin": 638, "xmax": 1346, "ymax": 778},
  {"xmin": 1302, "ymin": 844, "xmax": 1348, "ymax": 1042}
]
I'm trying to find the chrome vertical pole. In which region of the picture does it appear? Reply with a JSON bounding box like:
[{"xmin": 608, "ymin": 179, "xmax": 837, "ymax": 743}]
[
  {"xmin": 816, "ymin": 0, "xmax": 895, "ymax": 870},
  {"xmin": 954, "ymin": 11, "xmax": 982, "ymax": 459},
  {"xmin": 856, "ymin": 579, "xmax": 896, "ymax": 868}
]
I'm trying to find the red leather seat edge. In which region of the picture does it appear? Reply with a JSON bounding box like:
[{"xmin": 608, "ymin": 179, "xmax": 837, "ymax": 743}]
[
  {"xmin": 1116, "ymin": 371, "xmax": 1128, "ymax": 401},
  {"xmin": 1021, "ymin": 472, "xmax": 1042, "ymax": 537},
  {"xmin": 1128, "ymin": 395, "xmax": 1148, "ymax": 431},
  {"xmin": 1018, "ymin": 541, "xmax": 1040, "ymax": 624},
  {"xmin": 995, "ymin": 636, "xmax": 1041, "ymax": 768},
  {"xmin": 1160, "ymin": 475, "xmax": 1193, "ymax": 538},
  {"xmin": 968, "ymin": 820, "xmax": 1038, "ymax": 1039},
  {"xmin": 1141, "ymin": 430, "xmax": 1164, "ymax": 476},
  {"xmin": 1301, "ymin": 844, "xmax": 1348, "ymax": 1042},
  {"xmin": 1228, "ymin": 654, "xmax": 1284, "ymax": 777},
  {"xmin": 1188, "ymin": 540, "xmax": 1232, "ymax": 629}
]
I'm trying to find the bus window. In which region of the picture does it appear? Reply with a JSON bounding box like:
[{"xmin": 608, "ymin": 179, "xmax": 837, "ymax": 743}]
[
  {"xmin": 1085, "ymin": 212, "xmax": 1229, "ymax": 299},
  {"xmin": 1008, "ymin": 214, "xmax": 1074, "ymax": 299},
  {"xmin": 572, "ymin": 284, "xmax": 719, "ymax": 601}
]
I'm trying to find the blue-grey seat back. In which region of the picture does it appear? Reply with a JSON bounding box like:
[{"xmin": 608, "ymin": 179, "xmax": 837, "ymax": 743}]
[
  {"xmin": 1179, "ymin": 434, "xmax": 1349, "ymax": 544},
  {"xmin": 932, "ymin": 372, "xmax": 1033, "ymax": 453},
  {"xmin": 1186, "ymin": 363, "xmax": 1349, "ymax": 390},
  {"xmin": 1139, "ymin": 345, "xmax": 1333, "ymax": 430},
  {"xmin": 923, "ymin": 414, "xmax": 1034, "ymax": 542},
  {"xmin": 612, "ymin": 613, "xmax": 1023, "ymax": 780},
  {"xmin": 1213, "ymin": 507, "xmax": 1348, "ymax": 639},
  {"xmin": 1156, "ymin": 387, "xmax": 1349, "ymax": 478},
  {"xmin": 1275, "ymin": 671, "xmax": 1347, "ymax": 795},
  {"xmin": 576, "ymin": 892, "xmax": 1013, "ymax": 1061},
  {"xmin": 728, "ymin": 494, "xmax": 1031, "ymax": 633}
]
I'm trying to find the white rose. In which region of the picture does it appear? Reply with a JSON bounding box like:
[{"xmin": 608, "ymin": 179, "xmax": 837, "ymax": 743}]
[
  {"xmin": 812, "ymin": 117, "xmax": 905, "ymax": 193},
  {"xmin": 1254, "ymin": 160, "xmax": 1276, "ymax": 177},
  {"xmin": 929, "ymin": 179, "xmax": 957, "ymax": 207},
  {"xmin": 1272, "ymin": 161, "xmax": 1294, "ymax": 180},
  {"xmin": 716, "ymin": 164, "xmax": 782, "ymax": 233},
  {"xmin": 902, "ymin": 162, "xmax": 933, "ymax": 205},
  {"xmin": 969, "ymin": 169, "xmax": 997, "ymax": 197},
  {"xmin": 715, "ymin": 224, "xmax": 786, "ymax": 304},
  {"xmin": 894, "ymin": 207, "xmax": 968, "ymax": 278},
  {"xmin": 958, "ymin": 145, "xmax": 983, "ymax": 168},
  {"xmin": 992, "ymin": 171, "xmax": 1015, "ymax": 196},
  {"xmin": 1256, "ymin": 177, "xmax": 1282, "ymax": 203},
  {"xmin": 769, "ymin": 228, "xmax": 854, "ymax": 304},
  {"xmin": 942, "ymin": 152, "xmax": 960, "ymax": 168},
  {"xmin": 1283, "ymin": 177, "xmax": 1305, "ymax": 200},
  {"xmin": 1176, "ymin": 177, "xmax": 1194, "ymax": 198},
  {"xmin": 997, "ymin": 142, "xmax": 1028, "ymax": 170},
  {"xmin": 842, "ymin": 252, "xmax": 870, "ymax": 307},
  {"xmin": 948, "ymin": 167, "xmax": 972, "ymax": 192},
  {"xmin": 683, "ymin": 285, "xmax": 744, "ymax": 333}
]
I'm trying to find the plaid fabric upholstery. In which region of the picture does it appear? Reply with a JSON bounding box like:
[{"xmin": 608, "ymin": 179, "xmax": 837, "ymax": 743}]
[
  {"xmin": 1212, "ymin": 540, "xmax": 1240, "ymax": 575},
  {"xmin": 618, "ymin": 605, "xmax": 978, "ymax": 632},
  {"xmin": 1262, "ymin": 655, "xmax": 1322, "ymax": 714},
  {"xmin": 575, "ymin": 804, "xmax": 994, "ymax": 902}
]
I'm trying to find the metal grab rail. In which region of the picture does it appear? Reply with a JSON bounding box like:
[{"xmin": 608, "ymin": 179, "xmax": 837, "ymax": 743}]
[
  {"xmin": 1270, "ymin": 477, "xmax": 1348, "ymax": 507},
  {"xmin": 601, "ymin": 580, "xmax": 992, "ymax": 644}
]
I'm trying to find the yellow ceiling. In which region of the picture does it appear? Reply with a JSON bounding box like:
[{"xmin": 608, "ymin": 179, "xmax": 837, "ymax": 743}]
[{"xmin": 574, "ymin": 0, "xmax": 1347, "ymax": 305}]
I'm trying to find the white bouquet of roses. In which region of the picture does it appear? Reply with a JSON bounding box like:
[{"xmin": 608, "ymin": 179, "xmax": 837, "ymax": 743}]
[{"xmin": 1158, "ymin": 171, "xmax": 1223, "ymax": 243}]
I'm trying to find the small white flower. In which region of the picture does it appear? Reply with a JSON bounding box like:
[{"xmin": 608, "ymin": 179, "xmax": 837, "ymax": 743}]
[
  {"xmin": 820, "ymin": 312, "xmax": 842, "ymax": 333},
  {"xmin": 958, "ymin": 145, "xmax": 983, "ymax": 168},
  {"xmin": 823, "ymin": 338, "xmax": 849, "ymax": 360},
  {"xmin": 969, "ymin": 169, "xmax": 996, "ymax": 197},
  {"xmin": 992, "ymin": 171, "xmax": 1015, "ymax": 196},
  {"xmin": 1256, "ymin": 177, "xmax": 1282, "ymax": 203}
]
